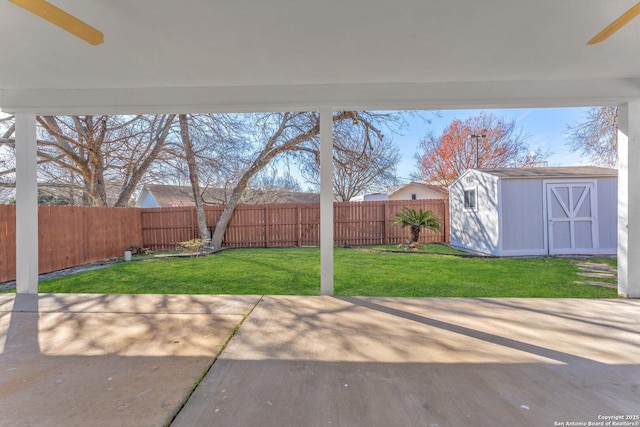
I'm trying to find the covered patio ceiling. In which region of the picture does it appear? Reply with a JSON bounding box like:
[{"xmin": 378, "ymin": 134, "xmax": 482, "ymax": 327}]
[{"xmin": 1, "ymin": 0, "xmax": 640, "ymax": 114}]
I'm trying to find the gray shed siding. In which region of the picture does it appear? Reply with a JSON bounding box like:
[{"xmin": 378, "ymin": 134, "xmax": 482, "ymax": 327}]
[
  {"xmin": 500, "ymin": 180, "xmax": 546, "ymax": 254},
  {"xmin": 596, "ymin": 177, "xmax": 617, "ymax": 252},
  {"xmin": 450, "ymin": 170, "xmax": 500, "ymax": 255}
]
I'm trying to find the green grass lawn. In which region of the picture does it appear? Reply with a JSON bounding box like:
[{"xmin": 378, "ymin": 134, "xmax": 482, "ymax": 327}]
[{"xmin": 33, "ymin": 246, "xmax": 618, "ymax": 298}]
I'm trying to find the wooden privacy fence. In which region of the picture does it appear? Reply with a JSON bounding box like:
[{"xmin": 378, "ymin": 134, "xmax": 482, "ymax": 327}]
[
  {"xmin": 0, "ymin": 205, "xmax": 142, "ymax": 283},
  {"xmin": 0, "ymin": 200, "xmax": 448, "ymax": 282},
  {"xmin": 141, "ymin": 199, "xmax": 449, "ymax": 251}
]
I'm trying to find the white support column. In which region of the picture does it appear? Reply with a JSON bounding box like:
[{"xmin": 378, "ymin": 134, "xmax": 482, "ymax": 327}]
[
  {"xmin": 15, "ymin": 113, "xmax": 39, "ymax": 294},
  {"xmin": 618, "ymin": 101, "xmax": 640, "ymax": 298},
  {"xmin": 319, "ymin": 108, "xmax": 334, "ymax": 296}
]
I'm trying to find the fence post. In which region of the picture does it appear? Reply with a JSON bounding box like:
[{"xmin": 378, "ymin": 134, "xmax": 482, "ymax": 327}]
[
  {"xmin": 444, "ymin": 199, "xmax": 450, "ymax": 243},
  {"xmin": 297, "ymin": 205, "xmax": 302, "ymax": 247},
  {"xmin": 383, "ymin": 202, "xmax": 388, "ymax": 245},
  {"xmin": 82, "ymin": 207, "xmax": 89, "ymax": 265},
  {"xmin": 265, "ymin": 205, "xmax": 270, "ymax": 248}
]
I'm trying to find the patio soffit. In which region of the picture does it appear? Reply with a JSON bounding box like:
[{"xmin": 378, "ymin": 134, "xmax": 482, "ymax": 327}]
[{"xmin": 1, "ymin": 0, "xmax": 640, "ymax": 114}]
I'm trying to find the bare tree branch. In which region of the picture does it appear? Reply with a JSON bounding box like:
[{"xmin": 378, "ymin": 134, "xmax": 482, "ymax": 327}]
[{"xmin": 566, "ymin": 106, "xmax": 617, "ymax": 167}]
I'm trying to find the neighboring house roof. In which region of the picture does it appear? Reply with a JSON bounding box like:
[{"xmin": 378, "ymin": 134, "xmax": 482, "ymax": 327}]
[
  {"xmin": 138, "ymin": 184, "xmax": 228, "ymax": 207},
  {"xmin": 389, "ymin": 182, "xmax": 447, "ymax": 198},
  {"xmin": 475, "ymin": 166, "xmax": 617, "ymax": 180},
  {"xmin": 137, "ymin": 184, "xmax": 319, "ymax": 208},
  {"xmin": 38, "ymin": 181, "xmax": 127, "ymax": 206},
  {"xmin": 246, "ymin": 189, "xmax": 320, "ymax": 204}
]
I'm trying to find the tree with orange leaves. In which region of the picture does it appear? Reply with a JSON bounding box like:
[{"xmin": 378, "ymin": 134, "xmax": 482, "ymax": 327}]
[{"xmin": 413, "ymin": 112, "xmax": 547, "ymax": 188}]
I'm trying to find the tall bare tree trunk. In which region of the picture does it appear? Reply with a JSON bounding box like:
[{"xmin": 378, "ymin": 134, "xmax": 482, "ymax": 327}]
[
  {"xmin": 210, "ymin": 114, "xmax": 323, "ymax": 249},
  {"xmin": 210, "ymin": 170, "xmax": 254, "ymax": 249},
  {"xmin": 179, "ymin": 114, "xmax": 210, "ymax": 241}
]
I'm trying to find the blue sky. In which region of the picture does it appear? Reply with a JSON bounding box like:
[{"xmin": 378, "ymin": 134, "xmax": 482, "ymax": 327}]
[{"xmin": 393, "ymin": 107, "xmax": 592, "ymax": 181}]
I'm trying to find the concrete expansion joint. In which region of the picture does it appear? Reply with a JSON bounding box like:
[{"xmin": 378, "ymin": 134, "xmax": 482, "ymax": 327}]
[{"xmin": 166, "ymin": 295, "xmax": 264, "ymax": 426}]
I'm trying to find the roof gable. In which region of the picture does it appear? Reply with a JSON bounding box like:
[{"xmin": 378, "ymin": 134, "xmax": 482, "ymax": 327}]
[{"xmin": 389, "ymin": 182, "xmax": 447, "ymax": 198}]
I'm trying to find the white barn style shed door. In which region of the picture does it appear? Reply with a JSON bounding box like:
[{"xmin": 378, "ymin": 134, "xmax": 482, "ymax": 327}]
[{"xmin": 546, "ymin": 182, "xmax": 599, "ymax": 255}]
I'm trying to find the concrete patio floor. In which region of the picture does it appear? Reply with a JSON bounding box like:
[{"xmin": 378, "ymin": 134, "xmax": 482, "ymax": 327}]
[
  {"xmin": 2, "ymin": 294, "xmax": 640, "ymax": 426},
  {"xmin": 0, "ymin": 293, "xmax": 261, "ymax": 426}
]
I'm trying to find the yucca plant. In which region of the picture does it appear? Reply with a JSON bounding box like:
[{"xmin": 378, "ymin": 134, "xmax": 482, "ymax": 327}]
[{"xmin": 393, "ymin": 207, "xmax": 441, "ymax": 244}]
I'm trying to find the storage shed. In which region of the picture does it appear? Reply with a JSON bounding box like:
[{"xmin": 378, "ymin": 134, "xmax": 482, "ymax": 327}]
[{"xmin": 449, "ymin": 166, "xmax": 617, "ymax": 256}]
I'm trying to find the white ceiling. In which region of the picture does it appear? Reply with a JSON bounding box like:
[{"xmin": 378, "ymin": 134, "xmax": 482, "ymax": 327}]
[{"xmin": 1, "ymin": 0, "xmax": 640, "ymax": 114}]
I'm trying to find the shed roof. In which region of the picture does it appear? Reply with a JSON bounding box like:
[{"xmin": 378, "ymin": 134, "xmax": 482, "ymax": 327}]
[{"xmin": 476, "ymin": 166, "xmax": 617, "ymax": 180}]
